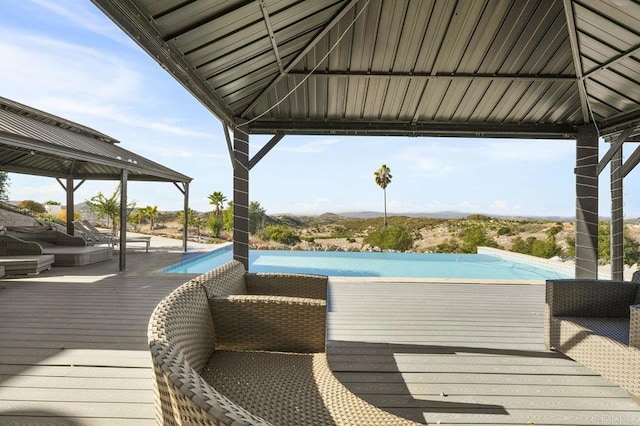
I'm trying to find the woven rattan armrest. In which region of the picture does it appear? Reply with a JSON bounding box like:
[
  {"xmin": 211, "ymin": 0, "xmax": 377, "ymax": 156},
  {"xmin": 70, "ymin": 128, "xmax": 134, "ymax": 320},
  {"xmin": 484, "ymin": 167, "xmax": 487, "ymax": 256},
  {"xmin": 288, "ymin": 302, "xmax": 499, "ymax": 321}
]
[
  {"xmin": 211, "ymin": 295, "xmax": 327, "ymax": 353},
  {"xmin": 631, "ymin": 305, "xmax": 640, "ymax": 349},
  {"xmin": 245, "ymin": 272, "xmax": 328, "ymax": 300},
  {"xmin": 546, "ymin": 279, "xmax": 639, "ymax": 318}
]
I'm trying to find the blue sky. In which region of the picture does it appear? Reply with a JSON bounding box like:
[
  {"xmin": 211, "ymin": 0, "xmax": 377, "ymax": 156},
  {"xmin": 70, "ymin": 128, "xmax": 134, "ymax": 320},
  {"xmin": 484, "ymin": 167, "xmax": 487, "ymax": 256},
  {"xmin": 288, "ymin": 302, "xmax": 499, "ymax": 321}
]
[{"xmin": 0, "ymin": 0, "xmax": 636, "ymax": 218}]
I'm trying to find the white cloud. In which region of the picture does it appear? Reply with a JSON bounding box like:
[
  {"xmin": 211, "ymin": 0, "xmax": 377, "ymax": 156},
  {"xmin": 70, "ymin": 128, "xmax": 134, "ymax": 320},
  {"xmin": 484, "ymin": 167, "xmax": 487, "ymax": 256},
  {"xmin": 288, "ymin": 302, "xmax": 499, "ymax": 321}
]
[
  {"xmin": 394, "ymin": 145, "xmax": 456, "ymax": 176},
  {"xmin": 0, "ymin": 28, "xmax": 216, "ymax": 141},
  {"xmin": 469, "ymin": 140, "xmax": 574, "ymax": 163},
  {"xmin": 9, "ymin": 183, "xmax": 61, "ymax": 201},
  {"xmin": 272, "ymin": 198, "xmax": 334, "ymax": 214},
  {"xmin": 489, "ymin": 200, "xmax": 526, "ymax": 213},
  {"xmin": 27, "ymin": 0, "xmax": 134, "ymax": 46},
  {"xmin": 458, "ymin": 201, "xmax": 480, "ymax": 211}
]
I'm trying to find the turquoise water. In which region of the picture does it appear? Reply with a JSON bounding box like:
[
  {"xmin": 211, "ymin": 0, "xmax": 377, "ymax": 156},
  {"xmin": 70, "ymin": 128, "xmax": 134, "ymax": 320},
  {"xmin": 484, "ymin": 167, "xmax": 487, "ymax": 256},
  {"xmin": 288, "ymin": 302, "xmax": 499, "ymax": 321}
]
[{"xmin": 164, "ymin": 246, "xmax": 572, "ymax": 280}]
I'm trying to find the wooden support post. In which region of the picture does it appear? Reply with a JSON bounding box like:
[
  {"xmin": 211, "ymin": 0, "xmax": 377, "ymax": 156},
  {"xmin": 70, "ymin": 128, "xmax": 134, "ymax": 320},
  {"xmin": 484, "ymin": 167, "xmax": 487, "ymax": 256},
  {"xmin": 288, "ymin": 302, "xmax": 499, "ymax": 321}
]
[
  {"xmin": 575, "ymin": 125, "xmax": 599, "ymax": 279},
  {"xmin": 611, "ymin": 144, "xmax": 624, "ymax": 280},
  {"xmin": 232, "ymin": 122, "xmax": 250, "ymax": 270}
]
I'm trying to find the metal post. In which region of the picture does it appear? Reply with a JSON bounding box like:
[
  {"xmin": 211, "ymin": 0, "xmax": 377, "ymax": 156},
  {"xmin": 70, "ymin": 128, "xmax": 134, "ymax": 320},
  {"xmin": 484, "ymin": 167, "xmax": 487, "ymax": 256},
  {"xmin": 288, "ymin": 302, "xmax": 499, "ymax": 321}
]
[
  {"xmin": 611, "ymin": 147, "xmax": 623, "ymax": 280},
  {"xmin": 119, "ymin": 169, "xmax": 128, "ymax": 271},
  {"xmin": 575, "ymin": 125, "xmax": 599, "ymax": 279},
  {"xmin": 66, "ymin": 178, "xmax": 74, "ymax": 236},
  {"xmin": 183, "ymin": 182, "xmax": 189, "ymax": 252},
  {"xmin": 232, "ymin": 122, "xmax": 250, "ymax": 270}
]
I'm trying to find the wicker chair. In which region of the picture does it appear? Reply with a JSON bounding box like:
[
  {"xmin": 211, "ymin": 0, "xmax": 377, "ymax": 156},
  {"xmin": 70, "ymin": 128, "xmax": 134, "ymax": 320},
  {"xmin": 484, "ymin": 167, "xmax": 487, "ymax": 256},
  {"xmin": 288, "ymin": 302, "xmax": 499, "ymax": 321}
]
[
  {"xmin": 545, "ymin": 279, "xmax": 640, "ymax": 398},
  {"xmin": 148, "ymin": 261, "xmax": 418, "ymax": 425}
]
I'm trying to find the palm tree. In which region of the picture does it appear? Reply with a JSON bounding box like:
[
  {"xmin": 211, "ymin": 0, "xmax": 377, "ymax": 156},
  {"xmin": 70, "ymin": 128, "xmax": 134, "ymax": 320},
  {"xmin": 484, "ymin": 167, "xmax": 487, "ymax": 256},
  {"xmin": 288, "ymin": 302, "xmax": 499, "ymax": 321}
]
[
  {"xmin": 208, "ymin": 191, "xmax": 227, "ymax": 217},
  {"xmin": 146, "ymin": 205, "xmax": 158, "ymax": 230},
  {"xmin": 374, "ymin": 164, "xmax": 392, "ymax": 227}
]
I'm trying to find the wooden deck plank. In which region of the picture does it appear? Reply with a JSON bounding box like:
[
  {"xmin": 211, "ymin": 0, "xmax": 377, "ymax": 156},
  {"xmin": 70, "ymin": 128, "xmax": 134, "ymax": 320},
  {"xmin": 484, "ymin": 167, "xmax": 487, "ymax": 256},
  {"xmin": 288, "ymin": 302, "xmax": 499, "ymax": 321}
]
[
  {"xmin": 327, "ymin": 280, "xmax": 640, "ymax": 425},
  {"xmin": 0, "ymin": 417, "xmax": 154, "ymax": 425},
  {"xmin": 1, "ymin": 258, "xmax": 639, "ymax": 425}
]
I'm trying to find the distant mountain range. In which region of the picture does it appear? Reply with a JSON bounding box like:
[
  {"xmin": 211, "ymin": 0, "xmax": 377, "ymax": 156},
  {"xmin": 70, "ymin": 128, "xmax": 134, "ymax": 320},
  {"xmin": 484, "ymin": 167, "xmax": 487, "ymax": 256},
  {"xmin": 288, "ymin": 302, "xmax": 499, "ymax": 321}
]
[{"xmin": 276, "ymin": 210, "xmax": 579, "ymax": 222}]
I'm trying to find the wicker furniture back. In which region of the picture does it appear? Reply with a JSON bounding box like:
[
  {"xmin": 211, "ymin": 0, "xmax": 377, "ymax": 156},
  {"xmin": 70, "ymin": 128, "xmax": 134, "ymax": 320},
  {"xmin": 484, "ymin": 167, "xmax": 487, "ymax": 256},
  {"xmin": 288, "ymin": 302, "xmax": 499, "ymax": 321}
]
[
  {"xmin": 149, "ymin": 260, "xmax": 418, "ymax": 425},
  {"xmin": 6, "ymin": 225, "xmax": 86, "ymax": 247},
  {"xmin": 545, "ymin": 279, "xmax": 640, "ymax": 397}
]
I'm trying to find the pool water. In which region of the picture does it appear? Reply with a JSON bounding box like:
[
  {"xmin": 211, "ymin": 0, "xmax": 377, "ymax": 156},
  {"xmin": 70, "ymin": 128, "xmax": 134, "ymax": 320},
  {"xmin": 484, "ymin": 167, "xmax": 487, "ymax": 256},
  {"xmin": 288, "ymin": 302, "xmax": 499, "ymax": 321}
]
[{"xmin": 164, "ymin": 246, "xmax": 572, "ymax": 280}]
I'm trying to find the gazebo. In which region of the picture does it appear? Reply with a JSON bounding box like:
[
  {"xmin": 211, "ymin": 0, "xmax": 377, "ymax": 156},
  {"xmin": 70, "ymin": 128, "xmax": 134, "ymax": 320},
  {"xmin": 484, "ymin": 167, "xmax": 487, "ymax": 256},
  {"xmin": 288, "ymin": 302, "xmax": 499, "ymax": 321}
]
[
  {"xmin": 0, "ymin": 96, "xmax": 193, "ymax": 270},
  {"xmin": 91, "ymin": 0, "xmax": 640, "ymax": 277}
]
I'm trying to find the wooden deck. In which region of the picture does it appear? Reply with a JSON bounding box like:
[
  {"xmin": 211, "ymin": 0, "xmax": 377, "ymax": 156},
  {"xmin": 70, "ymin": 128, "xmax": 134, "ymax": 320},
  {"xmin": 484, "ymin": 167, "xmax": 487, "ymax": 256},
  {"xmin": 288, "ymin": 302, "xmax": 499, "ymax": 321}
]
[{"xmin": 0, "ymin": 250, "xmax": 639, "ymax": 425}]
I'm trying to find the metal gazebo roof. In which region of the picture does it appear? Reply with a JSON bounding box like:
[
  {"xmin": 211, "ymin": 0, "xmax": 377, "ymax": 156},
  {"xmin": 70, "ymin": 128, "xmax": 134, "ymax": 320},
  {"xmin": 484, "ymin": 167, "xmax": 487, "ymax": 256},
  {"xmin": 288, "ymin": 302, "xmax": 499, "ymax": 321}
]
[
  {"xmin": 91, "ymin": 0, "xmax": 640, "ymax": 140},
  {"xmin": 0, "ymin": 96, "xmax": 192, "ymax": 184}
]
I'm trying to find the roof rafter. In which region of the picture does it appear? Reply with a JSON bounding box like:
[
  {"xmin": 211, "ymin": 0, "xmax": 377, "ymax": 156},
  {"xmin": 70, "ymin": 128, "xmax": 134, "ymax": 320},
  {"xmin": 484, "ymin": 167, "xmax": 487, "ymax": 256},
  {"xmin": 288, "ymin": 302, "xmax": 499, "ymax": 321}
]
[
  {"xmin": 286, "ymin": 71, "xmax": 576, "ymax": 81},
  {"xmin": 562, "ymin": 0, "xmax": 591, "ymax": 123},
  {"xmin": 583, "ymin": 42, "xmax": 640, "ymax": 80},
  {"xmin": 258, "ymin": 0, "xmax": 284, "ymax": 74},
  {"xmin": 240, "ymin": 0, "xmax": 361, "ymax": 117}
]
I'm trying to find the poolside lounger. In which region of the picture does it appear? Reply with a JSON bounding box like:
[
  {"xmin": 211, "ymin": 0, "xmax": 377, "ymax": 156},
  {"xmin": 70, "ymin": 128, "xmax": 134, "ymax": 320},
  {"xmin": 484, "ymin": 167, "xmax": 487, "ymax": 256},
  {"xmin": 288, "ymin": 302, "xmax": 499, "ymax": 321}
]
[
  {"xmin": 76, "ymin": 221, "xmax": 150, "ymax": 252},
  {"xmin": 73, "ymin": 221, "xmax": 113, "ymax": 247},
  {"xmin": 81, "ymin": 220, "xmax": 114, "ymax": 237},
  {"xmin": 113, "ymin": 236, "xmax": 151, "ymax": 253}
]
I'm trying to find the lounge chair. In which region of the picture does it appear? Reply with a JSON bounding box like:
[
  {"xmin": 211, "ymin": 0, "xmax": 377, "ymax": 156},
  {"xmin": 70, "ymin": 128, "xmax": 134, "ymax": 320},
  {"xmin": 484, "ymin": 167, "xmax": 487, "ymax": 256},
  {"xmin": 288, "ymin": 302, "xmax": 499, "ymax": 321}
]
[
  {"xmin": 73, "ymin": 221, "xmax": 113, "ymax": 247},
  {"xmin": 81, "ymin": 220, "xmax": 114, "ymax": 238},
  {"xmin": 74, "ymin": 221, "xmax": 150, "ymax": 252},
  {"xmin": 0, "ymin": 227, "xmax": 55, "ymax": 275},
  {"xmin": 2, "ymin": 226, "xmax": 112, "ymax": 266}
]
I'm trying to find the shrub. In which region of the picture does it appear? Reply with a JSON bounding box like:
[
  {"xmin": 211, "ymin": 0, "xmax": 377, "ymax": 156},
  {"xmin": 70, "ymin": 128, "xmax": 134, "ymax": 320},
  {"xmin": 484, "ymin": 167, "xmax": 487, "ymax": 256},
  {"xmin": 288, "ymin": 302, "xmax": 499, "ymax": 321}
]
[
  {"xmin": 18, "ymin": 200, "xmax": 46, "ymax": 214},
  {"xmin": 511, "ymin": 236, "xmax": 562, "ymax": 259},
  {"xmin": 434, "ymin": 238, "xmax": 461, "ymax": 253},
  {"xmin": 207, "ymin": 215, "xmax": 224, "ymax": 238},
  {"xmin": 459, "ymin": 225, "xmax": 499, "ymax": 253},
  {"xmin": 598, "ymin": 222, "xmax": 640, "ymax": 266},
  {"xmin": 330, "ymin": 226, "xmax": 353, "ymax": 239},
  {"xmin": 260, "ymin": 225, "xmax": 301, "ymax": 245},
  {"xmin": 546, "ymin": 224, "xmax": 563, "ymax": 236},
  {"xmin": 496, "ymin": 226, "xmax": 512, "ymax": 236},
  {"xmin": 364, "ymin": 225, "xmax": 413, "ymax": 251}
]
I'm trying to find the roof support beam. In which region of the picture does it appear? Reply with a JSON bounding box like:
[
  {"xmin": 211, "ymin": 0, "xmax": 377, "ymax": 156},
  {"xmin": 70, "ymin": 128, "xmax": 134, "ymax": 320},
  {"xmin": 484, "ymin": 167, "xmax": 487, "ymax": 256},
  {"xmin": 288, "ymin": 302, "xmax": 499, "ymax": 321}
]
[
  {"xmin": 597, "ymin": 127, "xmax": 634, "ymax": 175},
  {"xmin": 583, "ymin": 42, "xmax": 640, "ymax": 80},
  {"xmin": 563, "ymin": 0, "xmax": 591, "ymax": 123},
  {"xmin": 249, "ymin": 134, "xmax": 284, "ymax": 170},
  {"xmin": 622, "ymin": 143, "xmax": 640, "ymax": 178},
  {"xmin": 285, "ymin": 71, "xmax": 576, "ymax": 82},
  {"xmin": 247, "ymin": 120, "xmax": 577, "ymax": 138},
  {"xmin": 241, "ymin": 0, "xmax": 361, "ymax": 117},
  {"xmin": 258, "ymin": 0, "xmax": 284, "ymax": 74},
  {"xmin": 223, "ymin": 124, "xmax": 235, "ymax": 169}
]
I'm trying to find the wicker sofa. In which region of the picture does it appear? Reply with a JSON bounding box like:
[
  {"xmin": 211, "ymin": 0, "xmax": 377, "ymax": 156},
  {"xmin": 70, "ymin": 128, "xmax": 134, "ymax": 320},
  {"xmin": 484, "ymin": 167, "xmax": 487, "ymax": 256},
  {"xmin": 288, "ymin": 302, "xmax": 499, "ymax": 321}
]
[
  {"xmin": 149, "ymin": 260, "xmax": 418, "ymax": 425},
  {"xmin": 2, "ymin": 226, "xmax": 112, "ymax": 266},
  {"xmin": 545, "ymin": 279, "xmax": 640, "ymax": 398}
]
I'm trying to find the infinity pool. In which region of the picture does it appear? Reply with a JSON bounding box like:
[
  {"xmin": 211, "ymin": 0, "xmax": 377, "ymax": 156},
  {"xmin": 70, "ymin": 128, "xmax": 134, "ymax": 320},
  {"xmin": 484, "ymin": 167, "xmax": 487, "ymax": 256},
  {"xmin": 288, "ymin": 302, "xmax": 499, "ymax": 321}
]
[{"xmin": 164, "ymin": 246, "xmax": 572, "ymax": 280}]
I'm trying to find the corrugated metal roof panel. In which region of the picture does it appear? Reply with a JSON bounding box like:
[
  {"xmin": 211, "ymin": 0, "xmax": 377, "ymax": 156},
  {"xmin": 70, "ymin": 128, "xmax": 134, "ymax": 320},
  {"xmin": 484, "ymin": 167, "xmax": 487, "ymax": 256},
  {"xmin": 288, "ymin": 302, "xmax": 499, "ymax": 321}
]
[
  {"xmin": 0, "ymin": 97, "xmax": 191, "ymax": 183},
  {"xmin": 91, "ymin": 0, "xmax": 640, "ymax": 138}
]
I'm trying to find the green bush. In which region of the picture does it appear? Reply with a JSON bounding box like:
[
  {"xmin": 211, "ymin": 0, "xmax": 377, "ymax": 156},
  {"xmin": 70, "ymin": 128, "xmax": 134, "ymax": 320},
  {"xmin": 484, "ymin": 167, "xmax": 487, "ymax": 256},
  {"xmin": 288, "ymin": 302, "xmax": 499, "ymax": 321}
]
[
  {"xmin": 433, "ymin": 238, "xmax": 461, "ymax": 253},
  {"xmin": 260, "ymin": 225, "xmax": 301, "ymax": 245},
  {"xmin": 459, "ymin": 225, "xmax": 499, "ymax": 253},
  {"xmin": 330, "ymin": 226, "xmax": 353, "ymax": 239},
  {"xmin": 207, "ymin": 215, "xmax": 224, "ymax": 238},
  {"xmin": 511, "ymin": 236, "xmax": 562, "ymax": 259},
  {"xmin": 364, "ymin": 225, "xmax": 413, "ymax": 251},
  {"xmin": 496, "ymin": 226, "xmax": 512, "ymax": 236},
  {"xmin": 598, "ymin": 222, "xmax": 640, "ymax": 266}
]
